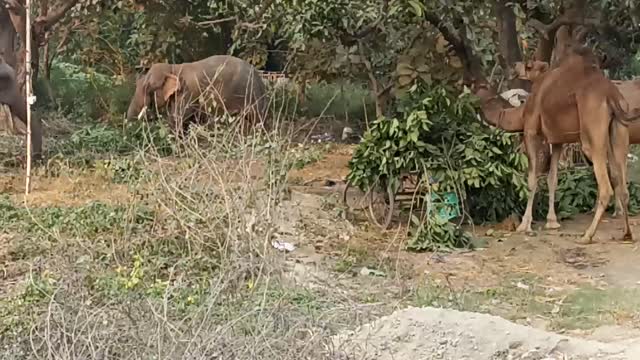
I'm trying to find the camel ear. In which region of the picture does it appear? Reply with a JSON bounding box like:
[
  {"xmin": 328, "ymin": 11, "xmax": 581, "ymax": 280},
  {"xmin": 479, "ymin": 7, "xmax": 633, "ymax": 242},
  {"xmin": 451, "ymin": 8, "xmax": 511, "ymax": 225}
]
[
  {"xmin": 161, "ymin": 74, "xmax": 180, "ymax": 101},
  {"xmin": 537, "ymin": 61, "xmax": 549, "ymax": 73},
  {"xmin": 513, "ymin": 62, "xmax": 525, "ymax": 78}
]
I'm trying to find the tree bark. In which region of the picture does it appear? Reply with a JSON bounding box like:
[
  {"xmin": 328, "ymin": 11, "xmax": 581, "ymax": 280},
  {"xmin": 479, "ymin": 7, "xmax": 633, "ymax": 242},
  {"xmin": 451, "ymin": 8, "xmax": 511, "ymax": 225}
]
[
  {"xmin": 0, "ymin": 8, "xmax": 17, "ymax": 67},
  {"xmin": 4, "ymin": 0, "xmax": 79, "ymax": 94},
  {"xmin": 494, "ymin": 0, "xmax": 529, "ymax": 90}
]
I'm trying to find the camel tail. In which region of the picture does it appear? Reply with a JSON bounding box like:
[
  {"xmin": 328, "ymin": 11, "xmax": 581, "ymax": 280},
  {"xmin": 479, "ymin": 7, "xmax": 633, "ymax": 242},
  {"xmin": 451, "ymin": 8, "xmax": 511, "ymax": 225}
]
[
  {"xmin": 607, "ymin": 95, "xmax": 632, "ymax": 127},
  {"xmin": 607, "ymin": 111, "xmax": 617, "ymax": 163},
  {"xmin": 607, "ymin": 84, "xmax": 640, "ymax": 126}
]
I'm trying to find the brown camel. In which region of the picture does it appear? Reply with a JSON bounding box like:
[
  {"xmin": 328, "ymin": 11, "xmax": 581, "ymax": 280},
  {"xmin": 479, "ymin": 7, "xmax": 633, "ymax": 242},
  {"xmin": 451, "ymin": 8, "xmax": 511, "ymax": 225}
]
[
  {"xmin": 473, "ymin": 56, "xmax": 640, "ymax": 243},
  {"xmin": 514, "ymin": 62, "xmax": 640, "ymax": 219},
  {"xmin": 515, "ymin": 44, "xmax": 637, "ymax": 244}
]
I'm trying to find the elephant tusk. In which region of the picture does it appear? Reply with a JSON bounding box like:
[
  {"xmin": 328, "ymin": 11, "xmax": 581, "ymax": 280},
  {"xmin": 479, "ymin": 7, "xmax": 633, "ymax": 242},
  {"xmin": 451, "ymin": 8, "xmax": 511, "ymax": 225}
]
[{"xmin": 137, "ymin": 106, "xmax": 148, "ymax": 120}]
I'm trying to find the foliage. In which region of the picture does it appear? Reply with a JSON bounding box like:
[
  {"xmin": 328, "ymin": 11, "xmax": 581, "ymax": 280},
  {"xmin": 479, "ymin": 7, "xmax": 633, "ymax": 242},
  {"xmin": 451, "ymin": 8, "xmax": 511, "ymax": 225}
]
[
  {"xmin": 0, "ymin": 196, "xmax": 153, "ymax": 241},
  {"xmin": 534, "ymin": 167, "xmax": 640, "ymax": 220},
  {"xmin": 616, "ymin": 50, "xmax": 640, "ymax": 80},
  {"xmin": 49, "ymin": 121, "xmax": 174, "ymax": 158},
  {"xmin": 347, "ymin": 83, "xmax": 527, "ymax": 229},
  {"xmin": 268, "ymin": 80, "xmax": 376, "ymax": 122},
  {"xmin": 407, "ymin": 214, "xmax": 473, "ymax": 252},
  {"xmin": 34, "ymin": 62, "xmax": 135, "ymax": 119}
]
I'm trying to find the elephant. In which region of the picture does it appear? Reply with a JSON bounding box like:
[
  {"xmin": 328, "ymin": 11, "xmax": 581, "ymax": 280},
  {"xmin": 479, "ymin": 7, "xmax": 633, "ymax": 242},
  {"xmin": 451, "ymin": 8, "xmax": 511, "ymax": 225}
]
[
  {"xmin": 0, "ymin": 55, "xmax": 43, "ymax": 161},
  {"xmin": 126, "ymin": 55, "xmax": 269, "ymax": 136}
]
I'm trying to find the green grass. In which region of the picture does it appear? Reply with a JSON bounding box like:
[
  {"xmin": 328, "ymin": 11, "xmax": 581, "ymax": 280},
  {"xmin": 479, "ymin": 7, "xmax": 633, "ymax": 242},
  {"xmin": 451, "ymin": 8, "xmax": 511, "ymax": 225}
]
[
  {"xmin": 410, "ymin": 275, "xmax": 640, "ymax": 332},
  {"xmin": 553, "ymin": 286, "xmax": 640, "ymax": 330}
]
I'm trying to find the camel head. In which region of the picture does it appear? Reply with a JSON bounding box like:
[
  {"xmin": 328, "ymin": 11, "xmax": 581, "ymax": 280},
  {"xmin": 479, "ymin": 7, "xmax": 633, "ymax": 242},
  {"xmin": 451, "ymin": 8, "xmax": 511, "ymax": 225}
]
[{"xmin": 512, "ymin": 61, "xmax": 549, "ymax": 82}]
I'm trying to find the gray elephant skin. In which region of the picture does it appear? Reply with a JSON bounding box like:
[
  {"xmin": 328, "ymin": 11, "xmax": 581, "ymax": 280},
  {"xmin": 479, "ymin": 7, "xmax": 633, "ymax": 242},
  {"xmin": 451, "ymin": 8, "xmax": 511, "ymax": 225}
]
[
  {"xmin": 126, "ymin": 55, "xmax": 269, "ymax": 134},
  {"xmin": 0, "ymin": 56, "xmax": 43, "ymax": 160}
]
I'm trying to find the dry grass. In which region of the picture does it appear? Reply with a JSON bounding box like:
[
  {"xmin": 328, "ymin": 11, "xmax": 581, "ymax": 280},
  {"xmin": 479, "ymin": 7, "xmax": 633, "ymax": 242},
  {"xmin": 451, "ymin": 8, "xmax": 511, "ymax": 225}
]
[{"xmin": 0, "ymin": 91, "xmax": 388, "ymax": 360}]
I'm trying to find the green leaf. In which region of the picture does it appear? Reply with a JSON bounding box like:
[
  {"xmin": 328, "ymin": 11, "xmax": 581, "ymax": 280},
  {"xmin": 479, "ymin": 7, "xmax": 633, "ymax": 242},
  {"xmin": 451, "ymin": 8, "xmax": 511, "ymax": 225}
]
[{"xmin": 407, "ymin": 0, "xmax": 424, "ymax": 16}]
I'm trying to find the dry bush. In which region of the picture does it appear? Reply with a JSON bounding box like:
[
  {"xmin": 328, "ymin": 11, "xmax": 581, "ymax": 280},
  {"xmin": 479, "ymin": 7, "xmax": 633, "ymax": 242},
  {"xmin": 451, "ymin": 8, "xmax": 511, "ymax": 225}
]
[{"xmin": 0, "ymin": 90, "xmax": 377, "ymax": 360}]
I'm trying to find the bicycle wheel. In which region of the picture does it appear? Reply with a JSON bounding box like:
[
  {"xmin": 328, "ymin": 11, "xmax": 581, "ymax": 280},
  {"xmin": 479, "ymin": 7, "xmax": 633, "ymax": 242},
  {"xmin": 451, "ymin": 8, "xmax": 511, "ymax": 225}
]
[
  {"xmin": 367, "ymin": 179, "xmax": 396, "ymax": 230},
  {"xmin": 342, "ymin": 179, "xmax": 370, "ymax": 211}
]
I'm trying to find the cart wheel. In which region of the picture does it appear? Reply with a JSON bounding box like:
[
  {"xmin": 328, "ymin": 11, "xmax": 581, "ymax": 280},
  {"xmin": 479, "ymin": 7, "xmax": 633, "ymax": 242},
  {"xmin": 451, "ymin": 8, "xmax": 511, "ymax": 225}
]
[
  {"xmin": 367, "ymin": 181, "xmax": 396, "ymax": 230},
  {"xmin": 342, "ymin": 179, "xmax": 353, "ymax": 209},
  {"xmin": 342, "ymin": 179, "xmax": 369, "ymax": 212}
]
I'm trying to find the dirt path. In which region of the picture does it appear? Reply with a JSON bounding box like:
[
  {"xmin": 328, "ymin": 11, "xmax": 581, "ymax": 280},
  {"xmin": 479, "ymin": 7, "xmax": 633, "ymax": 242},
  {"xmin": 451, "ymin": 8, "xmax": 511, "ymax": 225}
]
[{"xmin": 332, "ymin": 307, "xmax": 640, "ymax": 359}]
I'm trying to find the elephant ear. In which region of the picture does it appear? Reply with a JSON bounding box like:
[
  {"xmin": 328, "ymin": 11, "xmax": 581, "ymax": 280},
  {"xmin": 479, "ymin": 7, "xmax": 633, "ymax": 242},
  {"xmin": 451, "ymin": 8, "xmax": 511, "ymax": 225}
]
[{"xmin": 162, "ymin": 74, "xmax": 180, "ymax": 101}]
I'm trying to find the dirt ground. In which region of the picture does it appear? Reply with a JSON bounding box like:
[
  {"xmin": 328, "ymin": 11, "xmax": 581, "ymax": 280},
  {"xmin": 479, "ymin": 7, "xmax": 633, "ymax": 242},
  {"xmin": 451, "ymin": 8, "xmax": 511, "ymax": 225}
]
[
  {"xmin": 287, "ymin": 145, "xmax": 640, "ymax": 289},
  {"xmin": 4, "ymin": 143, "xmax": 640, "ymax": 359}
]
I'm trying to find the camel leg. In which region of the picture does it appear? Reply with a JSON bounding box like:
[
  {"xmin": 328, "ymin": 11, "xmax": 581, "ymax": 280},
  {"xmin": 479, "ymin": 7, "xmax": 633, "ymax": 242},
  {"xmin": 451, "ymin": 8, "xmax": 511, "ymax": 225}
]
[
  {"xmin": 606, "ymin": 162, "xmax": 623, "ymax": 218},
  {"xmin": 544, "ymin": 143, "xmax": 563, "ymax": 230},
  {"xmin": 609, "ymin": 122, "xmax": 632, "ymax": 241},
  {"xmin": 517, "ymin": 134, "xmax": 541, "ymax": 233},
  {"xmin": 577, "ymin": 99, "xmax": 614, "ymax": 244},
  {"xmin": 579, "ymin": 150, "xmax": 612, "ymax": 244}
]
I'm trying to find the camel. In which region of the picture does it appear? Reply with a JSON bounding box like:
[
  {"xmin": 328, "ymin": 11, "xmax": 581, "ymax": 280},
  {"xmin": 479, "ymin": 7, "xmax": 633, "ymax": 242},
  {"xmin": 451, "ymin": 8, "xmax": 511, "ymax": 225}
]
[
  {"xmin": 516, "ymin": 63, "xmax": 640, "ymax": 219},
  {"xmin": 511, "ymin": 44, "xmax": 638, "ymax": 244}
]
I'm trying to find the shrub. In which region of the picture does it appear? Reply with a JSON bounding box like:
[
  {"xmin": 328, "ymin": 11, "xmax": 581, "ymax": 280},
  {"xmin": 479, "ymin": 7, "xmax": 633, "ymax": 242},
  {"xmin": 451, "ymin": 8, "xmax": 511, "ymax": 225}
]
[
  {"xmin": 34, "ymin": 62, "xmax": 134, "ymax": 120},
  {"xmin": 266, "ymin": 80, "xmax": 376, "ymax": 123},
  {"xmin": 534, "ymin": 167, "xmax": 640, "ymax": 220},
  {"xmin": 304, "ymin": 81, "xmax": 376, "ymax": 121},
  {"xmin": 49, "ymin": 121, "xmax": 174, "ymax": 158},
  {"xmin": 346, "ymin": 83, "xmax": 528, "ymax": 250}
]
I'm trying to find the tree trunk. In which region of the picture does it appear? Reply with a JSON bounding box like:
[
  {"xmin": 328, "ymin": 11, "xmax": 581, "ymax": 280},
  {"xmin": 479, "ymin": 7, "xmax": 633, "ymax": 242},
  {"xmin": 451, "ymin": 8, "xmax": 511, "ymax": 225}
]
[
  {"xmin": 494, "ymin": 0, "xmax": 529, "ymax": 90},
  {"xmin": 0, "ymin": 9, "xmax": 17, "ymax": 133},
  {"xmin": 0, "ymin": 8, "xmax": 17, "ymax": 67}
]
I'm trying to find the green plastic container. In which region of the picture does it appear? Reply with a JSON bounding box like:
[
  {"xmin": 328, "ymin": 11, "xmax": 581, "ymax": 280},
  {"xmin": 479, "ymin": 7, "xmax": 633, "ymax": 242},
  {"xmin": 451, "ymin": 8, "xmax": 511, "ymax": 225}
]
[{"xmin": 427, "ymin": 191, "xmax": 460, "ymax": 221}]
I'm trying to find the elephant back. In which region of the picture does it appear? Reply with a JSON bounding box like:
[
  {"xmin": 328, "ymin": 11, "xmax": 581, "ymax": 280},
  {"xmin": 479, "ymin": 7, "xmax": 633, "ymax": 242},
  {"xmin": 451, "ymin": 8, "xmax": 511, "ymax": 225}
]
[{"xmin": 186, "ymin": 55, "xmax": 267, "ymax": 116}]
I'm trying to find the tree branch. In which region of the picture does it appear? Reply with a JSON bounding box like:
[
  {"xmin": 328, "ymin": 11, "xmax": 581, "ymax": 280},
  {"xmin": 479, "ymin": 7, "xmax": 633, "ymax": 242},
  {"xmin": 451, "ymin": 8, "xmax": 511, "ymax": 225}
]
[
  {"xmin": 36, "ymin": 0, "xmax": 78, "ymax": 31},
  {"xmin": 422, "ymin": 12, "xmax": 465, "ymax": 55},
  {"xmin": 357, "ymin": 41, "xmax": 383, "ymax": 118},
  {"xmin": 197, "ymin": 0, "xmax": 274, "ymax": 28},
  {"xmin": 4, "ymin": 0, "xmax": 26, "ymax": 40},
  {"xmin": 423, "ymin": 10, "xmax": 486, "ymax": 83},
  {"xmin": 527, "ymin": 16, "xmax": 600, "ymax": 39},
  {"xmin": 338, "ymin": 0, "xmax": 389, "ymax": 46}
]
